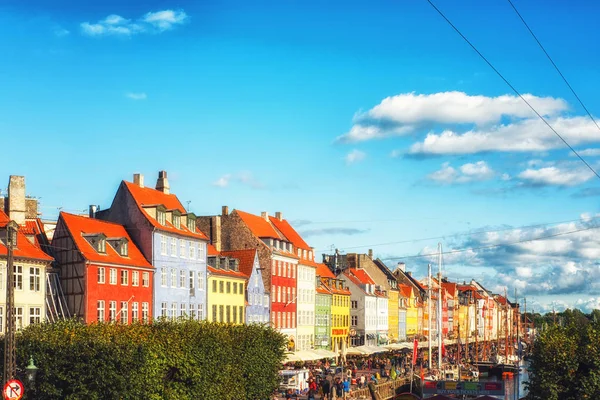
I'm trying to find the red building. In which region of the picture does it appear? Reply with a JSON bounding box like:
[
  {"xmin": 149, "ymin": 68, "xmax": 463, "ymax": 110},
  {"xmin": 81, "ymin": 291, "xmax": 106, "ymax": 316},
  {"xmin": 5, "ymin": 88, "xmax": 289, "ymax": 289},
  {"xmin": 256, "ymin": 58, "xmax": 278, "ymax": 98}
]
[{"xmin": 52, "ymin": 212, "xmax": 153, "ymax": 323}]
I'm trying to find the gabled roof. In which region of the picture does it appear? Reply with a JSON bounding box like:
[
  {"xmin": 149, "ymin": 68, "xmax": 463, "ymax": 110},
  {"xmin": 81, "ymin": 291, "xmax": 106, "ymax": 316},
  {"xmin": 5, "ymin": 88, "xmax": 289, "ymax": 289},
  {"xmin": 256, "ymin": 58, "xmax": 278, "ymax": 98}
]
[
  {"xmin": 123, "ymin": 181, "xmax": 208, "ymax": 240},
  {"xmin": 442, "ymin": 281, "xmax": 457, "ymax": 297},
  {"xmin": 235, "ymin": 210, "xmax": 282, "ymax": 239},
  {"xmin": 316, "ymin": 284, "xmax": 331, "ymax": 295},
  {"xmin": 373, "ymin": 258, "xmax": 397, "ymax": 282},
  {"xmin": 207, "ymin": 265, "xmax": 248, "ymax": 279},
  {"xmin": 348, "ymin": 268, "xmax": 375, "ymax": 285},
  {"xmin": 316, "ymin": 263, "xmax": 335, "ymax": 279},
  {"xmin": 0, "ymin": 211, "xmax": 52, "ymax": 262},
  {"xmin": 207, "ymin": 243, "xmax": 220, "ymax": 256},
  {"xmin": 221, "ymin": 249, "xmax": 257, "ymax": 277},
  {"xmin": 268, "ymin": 216, "xmax": 310, "ymax": 250},
  {"xmin": 58, "ymin": 212, "xmax": 151, "ymax": 268},
  {"xmin": 398, "ymin": 284, "xmax": 412, "ymax": 298},
  {"xmin": 495, "ymin": 295, "xmax": 508, "ymax": 305},
  {"xmin": 343, "ymin": 272, "xmax": 368, "ymax": 295}
]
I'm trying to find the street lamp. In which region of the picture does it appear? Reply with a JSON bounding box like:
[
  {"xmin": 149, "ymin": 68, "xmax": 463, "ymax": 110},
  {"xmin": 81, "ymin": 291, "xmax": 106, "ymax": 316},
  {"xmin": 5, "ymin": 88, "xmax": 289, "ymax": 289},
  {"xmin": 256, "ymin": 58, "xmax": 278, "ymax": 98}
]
[{"xmin": 25, "ymin": 356, "xmax": 38, "ymax": 384}]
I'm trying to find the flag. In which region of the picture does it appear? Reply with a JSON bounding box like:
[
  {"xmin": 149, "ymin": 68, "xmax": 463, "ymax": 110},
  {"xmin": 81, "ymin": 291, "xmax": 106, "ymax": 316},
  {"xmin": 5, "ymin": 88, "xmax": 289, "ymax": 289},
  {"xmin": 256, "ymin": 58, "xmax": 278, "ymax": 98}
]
[
  {"xmin": 442, "ymin": 341, "xmax": 446, "ymax": 357},
  {"xmin": 412, "ymin": 338, "xmax": 418, "ymax": 366}
]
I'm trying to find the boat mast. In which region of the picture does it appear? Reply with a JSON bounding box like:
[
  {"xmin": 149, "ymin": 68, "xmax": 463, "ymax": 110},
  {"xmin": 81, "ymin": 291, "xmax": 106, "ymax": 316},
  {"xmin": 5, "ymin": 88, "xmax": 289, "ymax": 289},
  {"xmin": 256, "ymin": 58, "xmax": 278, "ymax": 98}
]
[
  {"xmin": 504, "ymin": 288, "xmax": 508, "ymax": 361},
  {"xmin": 428, "ymin": 263, "xmax": 432, "ymax": 371},
  {"xmin": 475, "ymin": 299, "xmax": 479, "ymax": 363},
  {"xmin": 438, "ymin": 243, "xmax": 442, "ymax": 369}
]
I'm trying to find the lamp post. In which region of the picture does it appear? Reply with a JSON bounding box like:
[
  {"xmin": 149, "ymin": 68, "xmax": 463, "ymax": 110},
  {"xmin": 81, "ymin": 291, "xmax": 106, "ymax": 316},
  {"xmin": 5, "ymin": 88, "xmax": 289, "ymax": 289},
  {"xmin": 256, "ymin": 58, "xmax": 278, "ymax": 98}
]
[
  {"xmin": 3, "ymin": 220, "xmax": 18, "ymax": 385},
  {"xmin": 25, "ymin": 356, "xmax": 38, "ymax": 384}
]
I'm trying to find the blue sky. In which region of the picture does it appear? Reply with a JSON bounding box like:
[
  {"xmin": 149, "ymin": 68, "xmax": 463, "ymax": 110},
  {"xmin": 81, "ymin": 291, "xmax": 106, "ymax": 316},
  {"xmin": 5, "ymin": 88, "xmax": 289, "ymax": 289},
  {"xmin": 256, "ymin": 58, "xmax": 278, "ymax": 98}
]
[{"xmin": 2, "ymin": 0, "xmax": 600, "ymax": 312}]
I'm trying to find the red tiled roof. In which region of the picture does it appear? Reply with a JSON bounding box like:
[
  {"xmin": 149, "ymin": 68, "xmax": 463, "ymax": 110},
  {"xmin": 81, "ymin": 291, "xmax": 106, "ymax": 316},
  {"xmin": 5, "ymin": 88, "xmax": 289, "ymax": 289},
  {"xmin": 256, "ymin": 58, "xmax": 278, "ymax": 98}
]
[
  {"xmin": 207, "ymin": 244, "xmax": 220, "ymax": 256},
  {"xmin": 316, "ymin": 263, "xmax": 335, "ymax": 279},
  {"xmin": 398, "ymin": 284, "xmax": 412, "ymax": 298},
  {"xmin": 221, "ymin": 249, "xmax": 257, "ymax": 277},
  {"xmin": 349, "ymin": 268, "xmax": 375, "ymax": 285},
  {"xmin": 235, "ymin": 210, "xmax": 281, "ymax": 239},
  {"xmin": 442, "ymin": 282, "xmax": 457, "ymax": 297},
  {"xmin": 495, "ymin": 295, "xmax": 507, "ymax": 305},
  {"xmin": 268, "ymin": 216, "xmax": 310, "ymax": 250},
  {"xmin": 207, "ymin": 265, "xmax": 248, "ymax": 279},
  {"xmin": 0, "ymin": 211, "xmax": 52, "ymax": 262},
  {"xmin": 457, "ymin": 284, "xmax": 476, "ymax": 292},
  {"xmin": 316, "ymin": 285, "xmax": 331, "ymax": 295},
  {"xmin": 343, "ymin": 272, "xmax": 367, "ymax": 294},
  {"xmin": 123, "ymin": 181, "xmax": 208, "ymax": 240},
  {"xmin": 21, "ymin": 219, "xmax": 46, "ymax": 248},
  {"xmin": 58, "ymin": 212, "xmax": 151, "ymax": 268}
]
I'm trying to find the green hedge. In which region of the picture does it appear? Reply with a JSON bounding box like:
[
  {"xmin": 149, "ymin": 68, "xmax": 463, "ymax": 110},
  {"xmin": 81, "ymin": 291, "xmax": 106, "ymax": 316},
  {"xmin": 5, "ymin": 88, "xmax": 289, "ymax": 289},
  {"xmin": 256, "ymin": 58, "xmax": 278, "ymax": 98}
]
[{"xmin": 0, "ymin": 319, "xmax": 287, "ymax": 400}]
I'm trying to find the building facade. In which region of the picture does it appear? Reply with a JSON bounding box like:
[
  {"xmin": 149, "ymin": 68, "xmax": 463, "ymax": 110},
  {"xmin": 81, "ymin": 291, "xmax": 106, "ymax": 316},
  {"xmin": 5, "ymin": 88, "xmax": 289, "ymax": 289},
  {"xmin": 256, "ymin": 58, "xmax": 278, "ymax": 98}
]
[
  {"xmin": 206, "ymin": 245, "xmax": 247, "ymax": 324},
  {"xmin": 96, "ymin": 172, "xmax": 208, "ymax": 320},
  {"xmin": 52, "ymin": 212, "xmax": 153, "ymax": 323},
  {"xmin": 315, "ymin": 284, "xmax": 331, "ymax": 349},
  {"xmin": 342, "ymin": 268, "xmax": 377, "ymax": 347}
]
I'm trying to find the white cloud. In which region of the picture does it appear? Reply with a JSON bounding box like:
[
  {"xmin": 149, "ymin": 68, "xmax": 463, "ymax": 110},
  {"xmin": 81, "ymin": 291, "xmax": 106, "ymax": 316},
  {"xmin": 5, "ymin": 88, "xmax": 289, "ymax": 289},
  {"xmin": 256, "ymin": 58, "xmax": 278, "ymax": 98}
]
[
  {"xmin": 428, "ymin": 161, "xmax": 494, "ymax": 184},
  {"xmin": 54, "ymin": 27, "xmax": 70, "ymax": 37},
  {"xmin": 409, "ymin": 116, "xmax": 600, "ymax": 155},
  {"xmin": 125, "ymin": 92, "xmax": 147, "ymax": 100},
  {"xmin": 337, "ymin": 92, "xmax": 567, "ymax": 143},
  {"xmin": 345, "ymin": 149, "xmax": 366, "ymax": 165},
  {"xmin": 81, "ymin": 9, "xmax": 188, "ymax": 37},
  {"xmin": 212, "ymin": 172, "xmax": 263, "ymax": 189},
  {"xmin": 143, "ymin": 10, "xmax": 188, "ymax": 31},
  {"xmin": 501, "ymin": 173, "xmax": 511, "ymax": 181},
  {"xmin": 573, "ymin": 148, "xmax": 600, "ymax": 157},
  {"xmin": 575, "ymin": 298, "xmax": 600, "ymax": 313},
  {"xmin": 518, "ymin": 164, "xmax": 595, "ymax": 187}
]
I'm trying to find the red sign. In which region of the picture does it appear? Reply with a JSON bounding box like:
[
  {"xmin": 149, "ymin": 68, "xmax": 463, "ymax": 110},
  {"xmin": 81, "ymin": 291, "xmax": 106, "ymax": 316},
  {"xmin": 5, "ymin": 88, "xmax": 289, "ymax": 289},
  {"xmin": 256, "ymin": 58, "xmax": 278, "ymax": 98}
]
[
  {"xmin": 3, "ymin": 379, "xmax": 24, "ymax": 400},
  {"xmin": 332, "ymin": 329, "xmax": 347, "ymax": 336},
  {"xmin": 412, "ymin": 338, "xmax": 418, "ymax": 366}
]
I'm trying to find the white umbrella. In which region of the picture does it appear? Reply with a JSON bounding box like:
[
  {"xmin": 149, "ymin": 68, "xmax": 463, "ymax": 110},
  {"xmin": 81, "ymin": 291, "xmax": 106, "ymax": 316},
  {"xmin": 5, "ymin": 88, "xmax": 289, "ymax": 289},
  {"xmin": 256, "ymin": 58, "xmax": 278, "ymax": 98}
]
[{"xmin": 284, "ymin": 352, "xmax": 303, "ymax": 363}]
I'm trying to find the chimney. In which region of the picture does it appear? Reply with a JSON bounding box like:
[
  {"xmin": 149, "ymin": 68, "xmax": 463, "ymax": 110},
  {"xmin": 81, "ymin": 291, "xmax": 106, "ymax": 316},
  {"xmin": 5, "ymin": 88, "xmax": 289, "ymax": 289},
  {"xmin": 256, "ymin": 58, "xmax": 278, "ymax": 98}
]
[
  {"xmin": 261, "ymin": 211, "xmax": 269, "ymax": 220},
  {"xmin": 89, "ymin": 205, "xmax": 97, "ymax": 219},
  {"xmin": 8, "ymin": 175, "xmax": 26, "ymax": 226},
  {"xmin": 368, "ymin": 249, "xmax": 373, "ymax": 259},
  {"xmin": 211, "ymin": 215, "xmax": 222, "ymax": 252},
  {"xmin": 407, "ymin": 271, "xmax": 412, "ymax": 277},
  {"xmin": 155, "ymin": 171, "xmax": 170, "ymax": 194},
  {"xmin": 397, "ymin": 262, "xmax": 406, "ymax": 272},
  {"xmin": 222, "ymin": 205, "xmax": 229, "ymax": 216},
  {"xmin": 275, "ymin": 211, "xmax": 283, "ymax": 221},
  {"xmin": 133, "ymin": 173, "xmax": 144, "ymax": 188}
]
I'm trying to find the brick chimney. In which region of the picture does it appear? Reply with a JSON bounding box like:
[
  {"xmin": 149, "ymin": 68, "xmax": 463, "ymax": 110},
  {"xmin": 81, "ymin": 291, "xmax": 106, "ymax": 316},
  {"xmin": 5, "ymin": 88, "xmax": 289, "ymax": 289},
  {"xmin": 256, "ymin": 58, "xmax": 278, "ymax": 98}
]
[
  {"xmin": 210, "ymin": 215, "xmax": 222, "ymax": 252},
  {"xmin": 89, "ymin": 205, "xmax": 97, "ymax": 218},
  {"xmin": 261, "ymin": 211, "xmax": 269, "ymax": 221},
  {"xmin": 222, "ymin": 205, "xmax": 229, "ymax": 216},
  {"xmin": 368, "ymin": 248, "xmax": 373, "ymax": 259},
  {"xmin": 397, "ymin": 262, "xmax": 406, "ymax": 272},
  {"xmin": 156, "ymin": 171, "xmax": 170, "ymax": 194},
  {"xmin": 275, "ymin": 211, "xmax": 283, "ymax": 221},
  {"xmin": 8, "ymin": 175, "xmax": 26, "ymax": 226},
  {"xmin": 133, "ymin": 173, "xmax": 144, "ymax": 188}
]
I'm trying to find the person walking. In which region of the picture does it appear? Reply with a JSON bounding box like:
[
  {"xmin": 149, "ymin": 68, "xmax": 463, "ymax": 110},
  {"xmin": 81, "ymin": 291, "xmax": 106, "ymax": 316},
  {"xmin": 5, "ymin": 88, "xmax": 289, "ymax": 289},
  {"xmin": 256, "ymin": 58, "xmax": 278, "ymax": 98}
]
[
  {"xmin": 334, "ymin": 377, "xmax": 343, "ymax": 399},
  {"xmin": 307, "ymin": 378, "xmax": 317, "ymax": 400},
  {"xmin": 321, "ymin": 377, "xmax": 331, "ymax": 400},
  {"xmin": 342, "ymin": 377, "xmax": 350, "ymax": 400}
]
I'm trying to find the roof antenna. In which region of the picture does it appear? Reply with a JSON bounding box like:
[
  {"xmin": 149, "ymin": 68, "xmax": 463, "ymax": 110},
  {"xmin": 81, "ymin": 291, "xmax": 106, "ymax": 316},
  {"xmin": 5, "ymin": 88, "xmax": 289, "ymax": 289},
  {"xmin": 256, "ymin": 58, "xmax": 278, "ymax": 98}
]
[{"xmin": 186, "ymin": 200, "xmax": 191, "ymax": 212}]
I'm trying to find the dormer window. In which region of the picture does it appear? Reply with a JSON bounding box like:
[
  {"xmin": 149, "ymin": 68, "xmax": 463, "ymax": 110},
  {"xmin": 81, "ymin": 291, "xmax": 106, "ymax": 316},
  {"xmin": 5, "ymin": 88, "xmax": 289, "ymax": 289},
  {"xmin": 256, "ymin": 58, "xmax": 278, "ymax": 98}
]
[
  {"xmin": 172, "ymin": 210, "xmax": 181, "ymax": 229},
  {"xmin": 187, "ymin": 213, "xmax": 196, "ymax": 231},
  {"xmin": 85, "ymin": 233, "xmax": 107, "ymax": 253},
  {"xmin": 156, "ymin": 206, "xmax": 166, "ymax": 226},
  {"xmin": 108, "ymin": 237, "xmax": 129, "ymax": 257}
]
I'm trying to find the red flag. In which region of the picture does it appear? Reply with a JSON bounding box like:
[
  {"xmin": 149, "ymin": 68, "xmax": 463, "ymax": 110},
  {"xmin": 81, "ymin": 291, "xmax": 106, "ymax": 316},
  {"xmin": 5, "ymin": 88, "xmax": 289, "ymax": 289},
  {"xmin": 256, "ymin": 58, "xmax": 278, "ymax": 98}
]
[
  {"xmin": 442, "ymin": 341, "xmax": 446, "ymax": 357},
  {"xmin": 412, "ymin": 338, "xmax": 418, "ymax": 366}
]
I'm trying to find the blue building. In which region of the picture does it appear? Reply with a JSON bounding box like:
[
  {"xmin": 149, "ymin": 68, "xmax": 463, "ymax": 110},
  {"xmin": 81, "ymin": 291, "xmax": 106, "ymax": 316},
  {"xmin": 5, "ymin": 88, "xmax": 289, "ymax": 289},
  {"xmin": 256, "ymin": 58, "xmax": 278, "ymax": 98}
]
[
  {"xmin": 221, "ymin": 249, "xmax": 270, "ymax": 324},
  {"xmin": 96, "ymin": 172, "xmax": 208, "ymax": 320}
]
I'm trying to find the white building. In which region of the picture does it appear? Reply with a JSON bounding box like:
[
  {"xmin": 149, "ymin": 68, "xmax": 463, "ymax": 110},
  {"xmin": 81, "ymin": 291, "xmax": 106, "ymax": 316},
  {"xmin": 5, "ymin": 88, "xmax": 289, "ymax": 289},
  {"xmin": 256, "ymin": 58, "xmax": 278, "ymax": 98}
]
[
  {"xmin": 376, "ymin": 290, "xmax": 389, "ymax": 346},
  {"xmin": 342, "ymin": 268, "xmax": 378, "ymax": 347}
]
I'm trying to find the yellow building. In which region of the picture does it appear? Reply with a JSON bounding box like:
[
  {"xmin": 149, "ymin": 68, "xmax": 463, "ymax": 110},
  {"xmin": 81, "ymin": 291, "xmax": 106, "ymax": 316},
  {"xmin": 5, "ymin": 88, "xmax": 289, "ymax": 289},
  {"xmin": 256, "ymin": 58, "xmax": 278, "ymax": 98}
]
[
  {"xmin": 402, "ymin": 284, "xmax": 419, "ymax": 337},
  {"xmin": 387, "ymin": 289, "xmax": 399, "ymax": 343},
  {"xmin": 330, "ymin": 278, "xmax": 351, "ymax": 351},
  {"xmin": 207, "ymin": 245, "xmax": 247, "ymax": 324}
]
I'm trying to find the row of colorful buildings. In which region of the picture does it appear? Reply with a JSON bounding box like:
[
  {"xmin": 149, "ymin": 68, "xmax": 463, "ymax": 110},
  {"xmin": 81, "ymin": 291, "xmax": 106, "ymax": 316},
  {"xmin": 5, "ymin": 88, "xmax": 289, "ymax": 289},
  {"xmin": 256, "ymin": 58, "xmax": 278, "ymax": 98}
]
[{"xmin": 0, "ymin": 172, "xmax": 521, "ymax": 353}]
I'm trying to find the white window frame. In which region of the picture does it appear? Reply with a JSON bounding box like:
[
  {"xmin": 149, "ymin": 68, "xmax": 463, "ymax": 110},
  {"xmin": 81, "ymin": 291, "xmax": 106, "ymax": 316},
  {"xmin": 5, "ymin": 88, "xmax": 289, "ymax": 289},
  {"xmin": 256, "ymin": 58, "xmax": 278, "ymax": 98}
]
[
  {"xmin": 132, "ymin": 302, "xmax": 139, "ymax": 321},
  {"xmin": 109, "ymin": 268, "xmax": 117, "ymax": 285},
  {"xmin": 171, "ymin": 268, "xmax": 177, "ymax": 288},
  {"xmin": 161, "ymin": 235, "xmax": 167, "ymax": 255},
  {"xmin": 189, "ymin": 241, "xmax": 195, "ymax": 259},
  {"xmin": 98, "ymin": 267, "xmax": 105, "ymax": 284},
  {"xmin": 97, "ymin": 300, "xmax": 105, "ymax": 322},
  {"xmin": 30, "ymin": 267, "xmax": 41, "ymax": 292},
  {"xmin": 109, "ymin": 301, "xmax": 117, "ymax": 322},
  {"xmin": 29, "ymin": 307, "xmax": 41, "ymax": 325},
  {"xmin": 132, "ymin": 271, "xmax": 139, "ymax": 287},
  {"xmin": 121, "ymin": 270, "xmax": 129, "ymax": 286},
  {"xmin": 180, "ymin": 240, "xmax": 186, "ymax": 258},
  {"xmin": 179, "ymin": 270, "xmax": 186, "ymax": 288},
  {"xmin": 142, "ymin": 302, "xmax": 149, "ymax": 322},
  {"xmin": 120, "ymin": 301, "xmax": 128, "ymax": 324},
  {"xmin": 142, "ymin": 271, "xmax": 150, "ymax": 287},
  {"xmin": 14, "ymin": 266, "xmax": 23, "ymax": 291}
]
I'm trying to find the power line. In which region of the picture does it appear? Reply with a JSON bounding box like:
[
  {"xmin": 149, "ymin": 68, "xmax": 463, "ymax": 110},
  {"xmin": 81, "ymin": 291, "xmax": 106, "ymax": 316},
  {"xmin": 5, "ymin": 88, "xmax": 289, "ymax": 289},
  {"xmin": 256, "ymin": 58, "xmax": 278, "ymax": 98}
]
[
  {"xmin": 315, "ymin": 215, "xmax": 600, "ymax": 252},
  {"xmin": 383, "ymin": 224, "xmax": 598, "ymax": 261},
  {"xmin": 424, "ymin": 0, "xmax": 600, "ymax": 181},
  {"xmin": 506, "ymin": 0, "xmax": 600, "ymax": 134}
]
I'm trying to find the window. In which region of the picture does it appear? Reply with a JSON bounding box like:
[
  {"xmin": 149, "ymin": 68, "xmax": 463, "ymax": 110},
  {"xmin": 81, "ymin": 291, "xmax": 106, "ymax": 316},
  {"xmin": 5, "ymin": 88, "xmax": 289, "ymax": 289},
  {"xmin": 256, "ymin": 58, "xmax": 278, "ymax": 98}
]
[
  {"xmin": 352, "ymin": 315, "xmax": 358, "ymax": 326},
  {"xmin": 219, "ymin": 281, "xmax": 224, "ymax": 293},
  {"xmin": 190, "ymin": 304, "xmax": 197, "ymax": 319},
  {"xmin": 98, "ymin": 238, "xmax": 106, "ymax": 253},
  {"xmin": 233, "ymin": 281, "xmax": 237, "ymax": 294},
  {"xmin": 14, "ymin": 266, "xmax": 22, "ymax": 290},
  {"xmin": 120, "ymin": 302, "xmax": 128, "ymax": 324},
  {"xmin": 198, "ymin": 304, "xmax": 204, "ymax": 320},
  {"xmin": 161, "ymin": 302, "xmax": 167, "ymax": 318},
  {"xmin": 132, "ymin": 271, "xmax": 139, "ymax": 286},
  {"xmin": 291, "ymin": 264, "xmax": 296, "ymax": 279},
  {"xmin": 189, "ymin": 241, "xmax": 195, "ymax": 259},
  {"xmin": 212, "ymin": 279, "xmax": 217, "ymax": 292},
  {"xmin": 27, "ymin": 306, "xmax": 41, "ymax": 324},
  {"xmin": 219, "ymin": 305, "xmax": 224, "ymax": 322},
  {"xmin": 0, "ymin": 306, "xmax": 3, "ymax": 332},
  {"xmin": 119, "ymin": 241, "xmax": 128, "ymax": 256},
  {"xmin": 161, "ymin": 236, "xmax": 167, "ymax": 255},
  {"xmin": 226, "ymin": 281, "xmax": 231, "ymax": 294},
  {"xmin": 180, "ymin": 303, "xmax": 186, "ymax": 317},
  {"xmin": 109, "ymin": 301, "xmax": 117, "ymax": 321},
  {"xmin": 226, "ymin": 305, "xmax": 231, "ymax": 323},
  {"xmin": 277, "ymin": 286, "xmax": 281, "ymax": 303},
  {"xmin": 157, "ymin": 209, "xmax": 166, "ymax": 226},
  {"xmin": 292, "ymin": 288, "xmax": 296, "ymax": 303},
  {"xmin": 97, "ymin": 301, "xmax": 105, "ymax": 322},
  {"xmin": 272, "ymin": 261, "xmax": 276, "ymax": 275},
  {"xmin": 233, "ymin": 306, "xmax": 237, "ymax": 324},
  {"xmin": 173, "ymin": 214, "xmax": 181, "ymax": 229},
  {"xmin": 277, "ymin": 312, "xmax": 281, "ymax": 328},
  {"xmin": 15, "ymin": 307, "xmax": 23, "ymax": 329},
  {"xmin": 198, "ymin": 272, "xmax": 204, "ymax": 291},
  {"xmin": 352, "ymin": 300, "xmax": 358, "ymax": 309},
  {"xmin": 109, "ymin": 268, "xmax": 117, "ymax": 285},
  {"xmin": 142, "ymin": 303, "xmax": 149, "ymax": 322},
  {"xmin": 98, "ymin": 267, "xmax": 105, "ymax": 284},
  {"xmin": 198, "ymin": 244, "xmax": 204, "ymax": 260},
  {"xmin": 239, "ymin": 306, "xmax": 243, "ymax": 324},
  {"xmin": 212, "ymin": 305, "xmax": 217, "ymax": 322},
  {"xmin": 187, "ymin": 217, "xmax": 196, "ymax": 232},
  {"xmin": 132, "ymin": 302, "xmax": 139, "ymax": 321},
  {"xmin": 142, "ymin": 272, "xmax": 150, "ymax": 287},
  {"xmin": 170, "ymin": 238, "xmax": 177, "ymax": 256},
  {"xmin": 171, "ymin": 303, "xmax": 177, "ymax": 320},
  {"xmin": 189, "ymin": 271, "xmax": 194, "ymax": 291},
  {"xmin": 287, "ymin": 312, "xmax": 291, "ymax": 328},
  {"xmin": 180, "ymin": 239, "xmax": 186, "ymax": 258},
  {"xmin": 283, "ymin": 263, "xmax": 287, "ymax": 278},
  {"xmin": 287, "ymin": 287, "xmax": 291, "ymax": 304},
  {"xmin": 179, "ymin": 270, "xmax": 186, "ymax": 288},
  {"xmin": 239, "ymin": 282, "xmax": 244, "ymax": 294},
  {"xmin": 121, "ymin": 270, "xmax": 128, "ymax": 286},
  {"xmin": 171, "ymin": 268, "xmax": 177, "ymax": 287},
  {"xmin": 161, "ymin": 268, "xmax": 167, "ymax": 286},
  {"xmin": 28, "ymin": 267, "xmax": 40, "ymax": 292}
]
